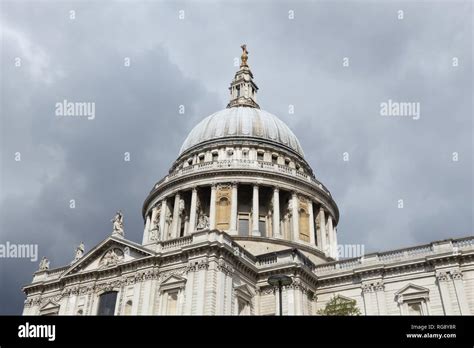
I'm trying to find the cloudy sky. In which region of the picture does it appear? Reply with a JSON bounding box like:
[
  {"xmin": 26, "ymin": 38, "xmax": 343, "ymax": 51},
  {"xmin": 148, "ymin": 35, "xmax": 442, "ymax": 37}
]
[{"xmin": 0, "ymin": 0, "xmax": 472, "ymax": 314}]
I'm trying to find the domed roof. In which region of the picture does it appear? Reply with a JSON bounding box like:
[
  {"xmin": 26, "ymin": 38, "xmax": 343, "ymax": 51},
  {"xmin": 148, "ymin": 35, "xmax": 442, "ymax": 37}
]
[{"xmin": 179, "ymin": 107, "xmax": 305, "ymax": 157}]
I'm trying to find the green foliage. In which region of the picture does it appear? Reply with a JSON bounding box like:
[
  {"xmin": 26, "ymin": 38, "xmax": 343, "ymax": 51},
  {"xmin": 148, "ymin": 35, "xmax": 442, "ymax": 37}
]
[{"xmin": 317, "ymin": 295, "xmax": 361, "ymax": 316}]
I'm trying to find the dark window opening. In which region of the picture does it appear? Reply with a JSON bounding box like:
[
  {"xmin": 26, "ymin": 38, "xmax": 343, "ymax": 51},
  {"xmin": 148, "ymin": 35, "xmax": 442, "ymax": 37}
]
[{"xmin": 97, "ymin": 291, "xmax": 117, "ymax": 316}]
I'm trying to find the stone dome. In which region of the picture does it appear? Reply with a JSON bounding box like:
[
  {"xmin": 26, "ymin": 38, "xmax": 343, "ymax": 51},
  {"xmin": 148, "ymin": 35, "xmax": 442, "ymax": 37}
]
[{"xmin": 179, "ymin": 107, "xmax": 305, "ymax": 157}]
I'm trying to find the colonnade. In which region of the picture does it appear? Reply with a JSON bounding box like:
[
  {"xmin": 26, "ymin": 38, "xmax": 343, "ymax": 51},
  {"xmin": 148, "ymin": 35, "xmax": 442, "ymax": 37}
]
[{"xmin": 143, "ymin": 183, "xmax": 338, "ymax": 258}]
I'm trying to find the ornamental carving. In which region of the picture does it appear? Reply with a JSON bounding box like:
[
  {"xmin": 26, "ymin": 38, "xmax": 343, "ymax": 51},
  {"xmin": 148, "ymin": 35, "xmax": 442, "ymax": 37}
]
[
  {"xmin": 217, "ymin": 260, "xmax": 234, "ymax": 275},
  {"xmin": 99, "ymin": 248, "xmax": 124, "ymax": 268},
  {"xmin": 436, "ymin": 271, "xmax": 450, "ymax": 282},
  {"xmin": 186, "ymin": 260, "xmax": 209, "ymax": 273},
  {"xmin": 361, "ymin": 281, "xmax": 384, "ymax": 293},
  {"xmin": 450, "ymin": 269, "xmax": 463, "ymax": 280}
]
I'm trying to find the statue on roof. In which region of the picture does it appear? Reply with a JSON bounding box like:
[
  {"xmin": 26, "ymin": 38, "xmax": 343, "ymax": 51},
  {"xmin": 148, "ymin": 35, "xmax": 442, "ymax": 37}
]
[
  {"xmin": 240, "ymin": 44, "xmax": 249, "ymax": 68},
  {"xmin": 111, "ymin": 210, "xmax": 124, "ymax": 237}
]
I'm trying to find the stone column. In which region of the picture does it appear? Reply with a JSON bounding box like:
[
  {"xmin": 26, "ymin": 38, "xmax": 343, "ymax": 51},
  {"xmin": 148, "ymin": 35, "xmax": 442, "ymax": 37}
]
[
  {"xmin": 327, "ymin": 215, "xmax": 334, "ymax": 258},
  {"xmin": 333, "ymin": 226, "xmax": 339, "ymax": 260},
  {"xmin": 308, "ymin": 201, "xmax": 315, "ymax": 246},
  {"xmin": 319, "ymin": 208, "xmax": 327, "ymax": 255},
  {"xmin": 436, "ymin": 271, "xmax": 454, "ymax": 315},
  {"xmin": 171, "ymin": 193, "xmax": 181, "ymax": 239},
  {"xmin": 142, "ymin": 214, "xmax": 151, "ymax": 244},
  {"xmin": 189, "ymin": 187, "xmax": 198, "ymax": 234},
  {"xmin": 159, "ymin": 199, "xmax": 167, "ymax": 241},
  {"xmin": 374, "ymin": 282, "xmax": 387, "ymax": 315},
  {"xmin": 273, "ymin": 187, "xmax": 281, "ymax": 238},
  {"xmin": 252, "ymin": 184, "xmax": 260, "ymax": 236},
  {"xmin": 451, "ymin": 270, "xmax": 470, "ymax": 315},
  {"xmin": 209, "ymin": 185, "xmax": 217, "ymax": 229},
  {"xmin": 230, "ymin": 183, "xmax": 238, "ymax": 234},
  {"xmin": 291, "ymin": 192, "xmax": 299, "ymax": 241}
]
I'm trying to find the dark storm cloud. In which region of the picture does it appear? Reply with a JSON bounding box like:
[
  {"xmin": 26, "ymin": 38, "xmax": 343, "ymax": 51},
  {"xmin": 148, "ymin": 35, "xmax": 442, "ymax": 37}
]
[{"xmin": 0, "ymin": 0, "xmax": 472, "ymax": 314}]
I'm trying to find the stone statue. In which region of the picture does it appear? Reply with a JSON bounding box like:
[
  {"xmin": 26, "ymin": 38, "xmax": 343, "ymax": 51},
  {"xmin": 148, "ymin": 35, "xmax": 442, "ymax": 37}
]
[
  {"xmin": 150, "ymin": 224, "xmax": 160, "ymax": 241},
  {"xmin": 178, "ymin": 199, "xmax": 185, "ymax": 215},
  {"xmin": 111, "ymin": 211, "xmax": 124, "ymax": 236},
  {"xmin": 39, "ymin": 256, "xmax": 50, "ymax": 271},
  {"xmin": 240, "ymin": 44, "xmax": 249, "ymax": 67},
  {"xmin": 74, "ymin": 242, "xmax": 85, "ymax": 261},
  {"xmin": 196, "ymin": 213, "xmax": 210, "ymax": 230}
]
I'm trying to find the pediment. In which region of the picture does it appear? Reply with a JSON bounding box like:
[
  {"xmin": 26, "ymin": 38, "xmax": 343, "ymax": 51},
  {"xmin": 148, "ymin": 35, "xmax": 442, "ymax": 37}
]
[
  {"xmin": 235, "ymin": 284, "xmax": 253, "ymax": 299},
  {"xmin": 395, "ymin": 283, "xmax": 429, "ymax": 296},
  {"xmin": 40, "ymin": 300, "xmax": 60, "ymax": 311},
  {"xmin": 334, "ymin": 294, "xmax": 355, "ymax": 303},
  {"xmin": 159, "ymin": 274, "xmax": 186, "ymax": 292},
  {"xmin": 61, "ymin": 236, "xmax": 154, "ymax": 277}
]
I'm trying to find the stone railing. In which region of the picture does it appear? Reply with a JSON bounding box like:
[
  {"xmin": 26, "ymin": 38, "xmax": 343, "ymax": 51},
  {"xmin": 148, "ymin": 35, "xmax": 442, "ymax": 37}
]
[
  {"xmin": 32, "ymin": 265, "xmax": 70, "ymax": 282},
  {"xmin": 314, "ymin": 236, "xmax": 474, "ymax": 276},
  {"xmin": 256, "ymin": 249, "xmax": 316, "ymax": 271},
  {"xmin": 154, "ymin": 159, "xmax": 331, "ymax": 196},
  {"xmin": 160, "ymin": 235, "xmax": 193, "ymax": 250}
]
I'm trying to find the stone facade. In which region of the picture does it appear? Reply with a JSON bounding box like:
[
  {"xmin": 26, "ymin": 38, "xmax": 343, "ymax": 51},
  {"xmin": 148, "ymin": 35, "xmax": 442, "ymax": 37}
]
[{"xmin": 21, "ymin": 46, "xmax": 474, "ymax": 316}]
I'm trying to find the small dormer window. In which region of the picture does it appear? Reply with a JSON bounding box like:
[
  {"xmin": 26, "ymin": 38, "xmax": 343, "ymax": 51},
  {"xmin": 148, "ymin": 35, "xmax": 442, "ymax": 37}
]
[
  {"xmin": 271, "ymin": 154, "xmax": 278, "ymax": 164},
  {"xmin": 188, "ymin": 158, "xmax": 193, "ymax": 165},
  {"xmin": 198, "ymin": 154, "xmax": 205, "ymax": 162},
  {"xmin": 285, "ymin": 158, "xmax": 291, "ymax": 166},
  {"xmin": 212, "ymin": 152, "xmax": 219, "ymax": 162},
  {"xmin": 257, "ymin": 152, "xmax": 264, "ymax": 161}
]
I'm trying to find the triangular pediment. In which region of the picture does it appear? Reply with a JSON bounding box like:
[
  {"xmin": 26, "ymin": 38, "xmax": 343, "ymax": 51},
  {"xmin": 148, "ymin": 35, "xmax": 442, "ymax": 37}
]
[
  {"xmin": 235, "ymin": 284, "xmax": 253, "ymax": 299},
  {"xmin": 395, "ymin": 283, "xmax": 429, "ymax": 296},
  {"xmin": 159, "ymin": 274, "xmax": 186, "ymax": 292},
  {"xmin": 161, "ymin": 274, "xmax": 186, "ymax": 285},
  {"xmin": 40, "ymin": 300, "xmax": 60, "ymax": 311},
  {"xmin": 334, "ymin": 294, "xmax": 355, "ymax": 303},
  {"xmin": 60, "ymin": 236, "xmax": 154, "ymax": 277}
]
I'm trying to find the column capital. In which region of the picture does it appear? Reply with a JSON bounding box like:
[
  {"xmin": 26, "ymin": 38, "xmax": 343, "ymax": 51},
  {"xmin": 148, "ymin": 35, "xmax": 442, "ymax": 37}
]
[
  {"xmin": 273, "ymin": 186, "xmax": 280, "ymax": 193},
  {"xmin": 231, "ymin": 181, "xmax": 239, "ymax": 187},
  {"xmin": 436, "ymin": 270, "xmax": 450, "ymax": 282}
]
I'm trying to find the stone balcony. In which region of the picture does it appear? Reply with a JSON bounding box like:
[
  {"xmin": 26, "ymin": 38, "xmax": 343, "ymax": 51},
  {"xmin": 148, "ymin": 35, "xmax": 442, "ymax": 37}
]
[{"xmin": 153, "ymin": 159, "xmax": 332, "ymax": 196}]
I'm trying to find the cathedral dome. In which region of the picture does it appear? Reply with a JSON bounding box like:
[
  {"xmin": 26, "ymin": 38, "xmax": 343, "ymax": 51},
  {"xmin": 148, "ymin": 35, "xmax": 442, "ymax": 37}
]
[{"xmin": 179, "ymin": 107, "xmax": 305, "ymax": 157}]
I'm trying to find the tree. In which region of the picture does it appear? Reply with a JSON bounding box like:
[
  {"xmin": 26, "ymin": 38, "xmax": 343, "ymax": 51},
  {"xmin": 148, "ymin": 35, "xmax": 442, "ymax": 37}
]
[{"xmin": 317, "ymin": 295, "xmax": 361, "ymax": 316}]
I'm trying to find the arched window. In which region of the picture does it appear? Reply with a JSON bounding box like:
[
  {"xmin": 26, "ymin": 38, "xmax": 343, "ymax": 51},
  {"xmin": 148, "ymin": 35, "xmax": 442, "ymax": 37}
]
[{"xmin": 97, "ymin": 291, "xmax": 118, "ymax": 316}]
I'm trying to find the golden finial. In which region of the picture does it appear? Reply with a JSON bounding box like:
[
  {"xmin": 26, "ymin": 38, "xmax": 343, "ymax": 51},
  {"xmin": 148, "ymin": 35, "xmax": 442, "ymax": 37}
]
[{"xmin": 240, "ymin": 44, "xmax": 249, "ymax": 68}]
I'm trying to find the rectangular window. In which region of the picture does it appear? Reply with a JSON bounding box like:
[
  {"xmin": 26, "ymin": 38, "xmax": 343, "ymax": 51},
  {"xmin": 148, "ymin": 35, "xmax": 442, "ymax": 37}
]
[
  {"xmin": 167, "ymin": 291, "xmax": 178, "ymax": 315},
  {"xmin": 212, "ymin": 153, "xmax": 219, "ymax": 162},
  {"xmin": 259, "ymin": 219, "xmax": 266, "ymax": 237},
  {"xmin": 238, "ymin": 299, "xmax": 250, "ymax": 315},
  {"xmin": 97, "ymin": 291, "xmax": 118, "ymax": 316},
  {"xmin": 407, "ymin": 302, "xmax": 422, "ymax": 315},
  {"xmin": 257, "ymin": 152, "xmax": 264, "ymax": 161},
  {"xmin": 239, "ymin": 218, "xmax": 249, "ymax": 236}
]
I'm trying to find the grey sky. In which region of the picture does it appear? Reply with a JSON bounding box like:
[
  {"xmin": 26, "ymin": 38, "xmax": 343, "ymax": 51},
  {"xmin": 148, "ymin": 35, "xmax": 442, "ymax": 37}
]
[{"xmin": 0, "ymin": 0, "xmax": 472, "ymax": 314}]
